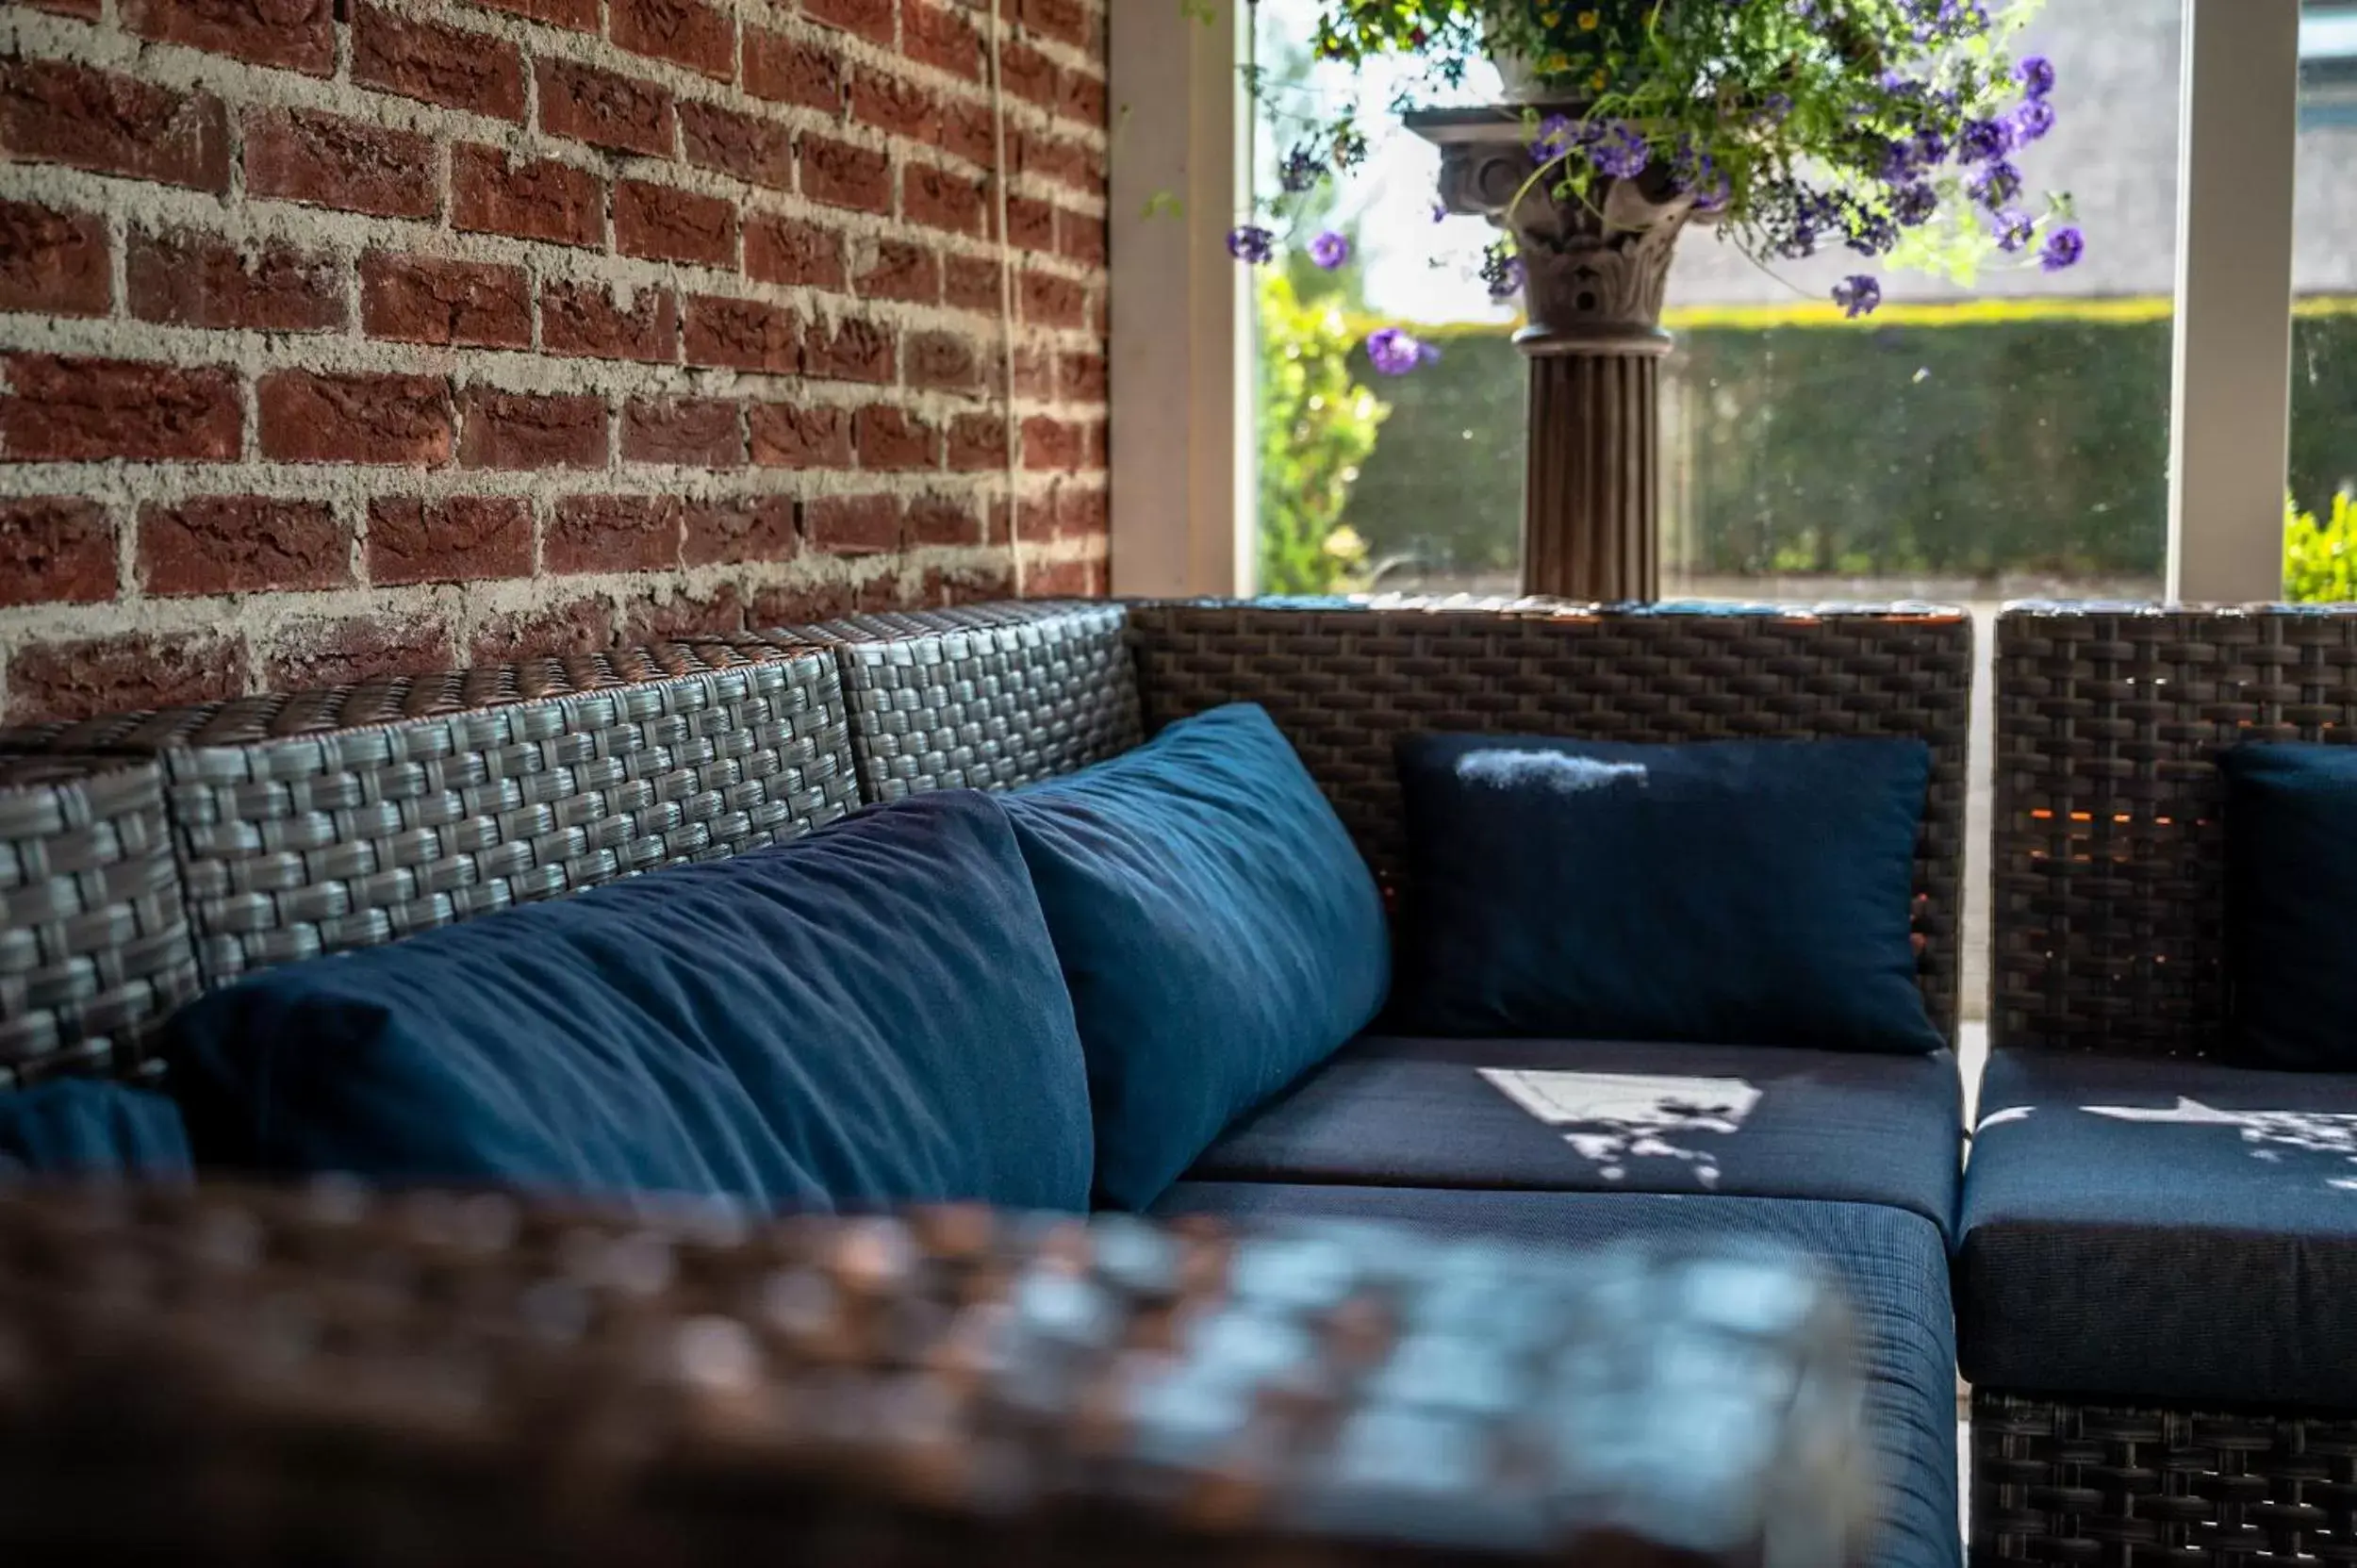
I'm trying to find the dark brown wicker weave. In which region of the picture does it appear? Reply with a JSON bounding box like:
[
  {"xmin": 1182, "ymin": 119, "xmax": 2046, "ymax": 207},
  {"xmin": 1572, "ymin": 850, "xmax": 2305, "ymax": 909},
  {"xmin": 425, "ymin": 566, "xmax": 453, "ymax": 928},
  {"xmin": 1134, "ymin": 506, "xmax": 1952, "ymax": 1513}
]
[
  {"xmin": 757, "ymin": 602, "xmax": 1142, "ymax": 801},
  {"xmin": 1126, "ymin": 598, "xmax": 1975, "ymax": 1037},
  {"xmin": 0, "ymin": 755, "xmax": 200, "ymax": 1087},
  {"xmin": 0, "ymin": 642, "xmax": 858, "ymax": 992}
]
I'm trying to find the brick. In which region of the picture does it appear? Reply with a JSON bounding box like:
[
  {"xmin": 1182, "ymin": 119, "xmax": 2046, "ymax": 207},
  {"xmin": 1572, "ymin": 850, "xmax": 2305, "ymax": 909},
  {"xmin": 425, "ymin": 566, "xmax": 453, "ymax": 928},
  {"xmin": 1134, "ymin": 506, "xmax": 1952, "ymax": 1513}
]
[
  {"xmin": 537, "ymin": 60, "xmax": 674, "ymax": 158},
  {"xmin": 1017, "ymin": 128, "xmax": 1097, "ymax": 193},
  {"xmin": 1058, "ymin": 206, "xmax": 1107, "ymax": 265},
  {"xmin": 940, "ymin": 99, "xmax": 998, "ymax": 168},
  {"xmin": 1059, "ymin": 350, "xmax": 1108, "ymax": 403},
  {"xmin": 1005, "ymin": 193, "xmax": 1055, "ymax": 251},
  {"xmin": 800, "ymin": 134, "xmax": 892, "ymax": 214},
  {"xmin": 999, "ymin": 40, "xmax": 1060, "ymax": 112},
  {"xmin": 907, "ymin": 329, "xmax": 983, "ymax": 393},
  {"xmin": 542, "ymin": 281, "xmax": 677, "ymax": 363},
  {"xmin": 1017, "ymin": 0, "xmax": 1092, "ymax": 48},
  {"xmin": 684, "ymin": 496, "xmax": 797, "ymax": 566},
  {"xmin": 127, "ymin": 229, "xmax": 343, "ymax": 332},
  {"xmin": 450, "ymin": 145, "xmax": 602, "ymax": 249},
  {"xmin": 458, "ymin": 390, "xmax": 607, "ymax": 470},
  {"xmin": 750, "ymin": 576, "xmax": 870, "ymax": 627},
  {"xmin": 368, "ymin": 495, "xmax": 533, "ymax": 586},
  {"xmin": 0, "ymin": 203, "xmax": 107, "ymax": 317},
  {"xmin": 684, "ymin": 294, "xmax": 799, "ymax": 372},
  {"xmin": 744, "ymin": 27, "xmax": 842, "ymax": 111},
  {"xmin": 265, "ymin": 615, "xmax": 456, "ymax": 691},
  {"xmin": 0, "ymin": 498, "xmax": 113, "ymax": 606},
  {"xmin": 618, "ymin": 580, "xmax": 752, "ymax": 642},
  {"xmin": 245, "ymin": 107, "xmax": 437, "ymax": 219},
  {"xmin": 928, "ymin": 559, "xmax": 1018, "ymax": 605},
  {"xmin": 680, "ymin": 101, "xmax": 795, "ymax": 190},
  {"xmin": 850, "ymin": 73, "xmax": 940, "ymax": 142},
  {"xmin": 944, "ymin": 254, "xmax": 1002, "ymax": 312},
  {"xmin": 623, "ymin": 398, "xmax": 744, "ymax": 468},
  {"xmin": 353, "ymin": 4, "xmax": 528, "ymax": 122},
  {"xmin": 470, "ymin": 597, "xmax": 615, "ymax": 665},
  {"xmin": 0, "ymin": 59, "xmax": 229, "ymax": 193},
  {"xmin": 804, "ymin": 316, "xmax": 895, "ymax": 384},
  {"xmin": 804, "ymin": 493, "xmax": 900, "ymax": 554},
  {"xmin": 804, "ymin": 0, "xmax": 896, "ymax": 47},
  {"xmin": 616, "ymin": 180, "xmax": 737, "ymax": 268},
  {"xmin": 947, "ymin": 412, "xmax": 1007, "ymax": 470},
  {"xmin": 2, "ymin": 356, "xmax": 239, "ymax": 462},
  {"xmin": 904, "ymin": 493, "xmax": 979, "ymax": 548},
  {"xmin": 853, "ymin": 404, "xmax": 936, "ymax": 470},
  {"xmin": 258, "ymin": 371, "xmax": 453, "ymax": 466},
  {"xmin": 1059, "ymin": 71, "xmax": 1108, "ymax": 130},
  {"xmin": 1020, "ymin": 268, "xmax": 1088, "ymax": 328},
  {"xmin": 906, "ymin": 2, "xmax": 983, "ymax": 80},
  {"xmin": 468, "ymin": 0, "xmax": 598, "ymax": 30},
  {"xmin": 857, "ymin": 239, "xmax": 938, "ymax": 304},
  {"xmin": 612, "ymin": 0, "xmax": 734, "ymax": 81},
  {"xmin": 904, "ymin": 164, "xmax": 986, "ymax": 236},
  {"xmin": 744, "ymin": 214, "xmax": 848, "ymax": 289},
  {"xmin": 1009, "ymin": 342, "xmax": 1054, "ymax": 400},
  {"xmin": 6, "ymin": 632, "xmax": 247, "ymax": 724},
  {"xmin": 18, "ymin": 0, "xmax": 102, "ymax": 16},
  {"xmin": 547, "ymin": 495, "xmax": 682, "ymax": 574},
  {"xmin": 139, "ymin": 496, "xmax": 348, "ymax": 597},
  {"xmin": 361, "ymin": 252, "xmax": 530, "ymax": 348},
  {"xmin": 121, "ymin": 0, "xmax": 334, "ymax": 75},
  {"xmin": 749, "ymin": 402, "xmax": 852, "ymax": 469}
]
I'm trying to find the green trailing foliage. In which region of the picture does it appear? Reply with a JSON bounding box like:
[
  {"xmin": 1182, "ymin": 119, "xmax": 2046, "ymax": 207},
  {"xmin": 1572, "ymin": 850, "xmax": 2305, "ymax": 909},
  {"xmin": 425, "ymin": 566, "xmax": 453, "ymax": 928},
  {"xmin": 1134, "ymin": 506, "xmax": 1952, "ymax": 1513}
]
[{"xmin": 2287, "ymin": 490, "xmax": 2357, "ymax": 604}]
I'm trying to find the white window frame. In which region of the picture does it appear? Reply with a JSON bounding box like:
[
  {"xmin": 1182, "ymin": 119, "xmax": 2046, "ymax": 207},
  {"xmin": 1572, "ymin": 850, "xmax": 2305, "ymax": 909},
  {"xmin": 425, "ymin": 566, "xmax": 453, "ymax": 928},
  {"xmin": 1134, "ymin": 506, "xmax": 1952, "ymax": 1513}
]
[{"xmin": 1110, "ymin": 0, "xmax": 2312, "ymax": 605}]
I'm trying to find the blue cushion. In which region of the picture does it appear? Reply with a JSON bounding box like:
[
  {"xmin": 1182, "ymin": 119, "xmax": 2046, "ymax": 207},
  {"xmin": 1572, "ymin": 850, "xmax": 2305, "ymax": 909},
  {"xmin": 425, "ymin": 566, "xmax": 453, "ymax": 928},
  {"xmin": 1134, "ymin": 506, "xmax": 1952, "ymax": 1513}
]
[
  {"xmin": 0, "ymin": 1079, "xmax": 192, "ymax": 1180},
  {"xmin": 1188, "ymin": 1034, "xmax": 1963, "ymax": 1237},
  {"xmin": 1155, "ymin": 1182, "xmax": 1958, "ymax": 1568},
  {"xmin": 168, "ymin": 791, "xmax": 1094, "ymax": 1214},
  {"xmin": 1393, "ymin": 734, "xmax": 1942, "ymax": 1053},
  {"xmin": 1002, "ymin": 703, "xmax": 1390, "ymax": 1210},
  {"xmin": 1958, "ymin": 1048, "xmax": 2357, "ymax": 1407},
  {"xmin": 2220, "ymin": 741, "xmax": 2357, "ymax": 1068}
]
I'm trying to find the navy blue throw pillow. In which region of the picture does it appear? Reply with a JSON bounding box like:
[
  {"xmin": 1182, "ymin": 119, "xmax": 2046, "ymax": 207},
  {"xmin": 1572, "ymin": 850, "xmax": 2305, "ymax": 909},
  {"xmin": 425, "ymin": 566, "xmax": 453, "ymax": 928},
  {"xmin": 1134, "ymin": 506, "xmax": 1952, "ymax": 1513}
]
[
  {"xmin": 0, "ymin": 1079, "xmax": 193, "ymax": 1181},
  {"xmin": 168, "ymin": 791, "xmax": 1094, "ymax": 1213},
  {"xmin": 1394, "ymin": 734, "xmax": 1942, "ymax": 1053},
  {"xmin": 2220, "ymin": 741, "xmax": 2357, "ymax": 1069},
  {"xmin": 1002, "ymin": 703, "xmax": 1390, "ymax": 1210}
]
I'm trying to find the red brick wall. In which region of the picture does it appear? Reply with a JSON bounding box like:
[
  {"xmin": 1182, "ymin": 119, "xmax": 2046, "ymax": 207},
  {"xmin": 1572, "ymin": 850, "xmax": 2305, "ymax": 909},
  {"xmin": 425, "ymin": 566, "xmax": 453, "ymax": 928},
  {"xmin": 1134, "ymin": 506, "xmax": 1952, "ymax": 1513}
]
[{"xmin": 0, "ymin": 0, "xmax": 1109, "ymax": 720}]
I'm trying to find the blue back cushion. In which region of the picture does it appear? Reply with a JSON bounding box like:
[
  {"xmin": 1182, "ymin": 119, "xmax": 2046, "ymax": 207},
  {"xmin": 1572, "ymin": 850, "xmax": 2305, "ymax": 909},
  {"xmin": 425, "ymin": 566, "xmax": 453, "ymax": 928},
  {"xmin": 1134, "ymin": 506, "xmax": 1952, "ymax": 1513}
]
[
  {"xmin": 168, "ymin": 791, "xmax": 1093, "ymax": 1213},
  {"xmin": 0, "ymin": 1080, "xmax": 192, "ymax": 1181},
  {"xmin": 2221, "ymin": 741, "xmax": 2357, "ymax": 1069},
  {"xmin": 1002, "ymin": 703, "xmax": 1390, "ymax": 1210},
  {"xmin": 1394, "ymin": 734, "xmax": 1942, "ymax": 1053}
]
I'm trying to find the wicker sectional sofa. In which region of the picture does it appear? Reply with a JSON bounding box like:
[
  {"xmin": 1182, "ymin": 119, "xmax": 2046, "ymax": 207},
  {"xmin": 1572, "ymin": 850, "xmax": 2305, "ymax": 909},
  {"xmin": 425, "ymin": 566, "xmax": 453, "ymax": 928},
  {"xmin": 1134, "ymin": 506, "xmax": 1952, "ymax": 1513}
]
[{"xmin": 3, "ymin": 596, "xmax": 1986, "ymax": 1565}]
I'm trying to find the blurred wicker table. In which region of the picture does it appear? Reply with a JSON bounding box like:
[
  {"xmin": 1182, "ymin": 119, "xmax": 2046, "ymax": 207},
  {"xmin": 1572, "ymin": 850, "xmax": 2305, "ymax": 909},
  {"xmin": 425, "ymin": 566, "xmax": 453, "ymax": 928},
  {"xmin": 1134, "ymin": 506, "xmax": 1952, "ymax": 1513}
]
[{"xmin": 0, "ymin": 1182, "xmax": 1875, "ymax": 1566}]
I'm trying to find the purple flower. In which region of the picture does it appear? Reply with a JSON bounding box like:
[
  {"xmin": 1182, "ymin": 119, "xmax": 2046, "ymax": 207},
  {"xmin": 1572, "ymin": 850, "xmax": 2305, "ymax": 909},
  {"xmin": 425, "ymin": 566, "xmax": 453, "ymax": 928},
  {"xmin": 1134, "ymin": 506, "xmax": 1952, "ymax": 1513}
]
[
  {"xmin": 1993, "ymin": 207, "xmax": 2036, "ymax": 253},
  {"xmin": 1365, "ymin": 326, "xmax": 1440, "ymax": 375},
  {"xmin": 2039, "ymin": 224, "xmax": 2085, "ymax": 272},
  {"xmin": 1758, "ymin": 91, "xmax": 1794, "ymax": 124},
  {"xmin": 1894, "ymin": 181, "xmax": 1939, "ymax": 227},
  {"xmin": 1430, "ymin": 201, "xmax": 1449, "ymax": 224},
  {"xmin": 1530, "ymin": 114, "xmax": 1580, "ymax": 165},
  {"xmin": 2015, "ymin": 55, "xmax": 2056, "ymax": 98},
  {"xmin": 1589, "ymin": 121, "xmax": 1650, "ymax": 180},
  {"xmin": 1277, "ymin": 144, "xmax": 1324, "ymax": 195},
  {"xmin": 1226, "ymin": 224, "xmax": 1275, "ymax": 264},
  {"xmin": 2009, "ymin": 98, "xmax": 2055, "ymax": 144},
  {"xmin": 1833, "ymin": 274, "xmax": 1883, "ymax": 319},
  {"xmin": 1910, "ymin": 126, "xmax": 1951, "ymax": 167},
  {"xmin": 1958, "ymin": 117, "xmax": 2014, "ymax": 163},
  {"xmin": 1483, "ymin": 252, "xmax": 1525, "ymax": 302},
  {"xmin": 1309, "ymin": 229, "xmax": 1351, "ymax": 271},
  {"xmin": 1968, "ymin": 157, "xmax": 2023, "ymax": 207}
]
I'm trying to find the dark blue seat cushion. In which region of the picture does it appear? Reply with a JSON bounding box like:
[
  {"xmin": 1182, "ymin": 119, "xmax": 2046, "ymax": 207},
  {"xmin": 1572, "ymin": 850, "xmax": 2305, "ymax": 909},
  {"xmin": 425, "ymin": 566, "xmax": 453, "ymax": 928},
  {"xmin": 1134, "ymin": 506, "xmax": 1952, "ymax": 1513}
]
[
  {"xmin": 1155, "ymin": 1182, "xmax": 1958, "ymax": 1568},
  {"xmin": 1394, "ymin": 734, "xmax": 1942, "ymax": 1053},
  {"xmin": 1187, "ymin": 1035, "xmax": 1963, "ymax": 1237},
  {"xmin": 2220, "ymin": 742, "xmax": 2357, "ymax": 1069},
  {"xmin": 0, "ymin": 1080, "xmax": 192, "ymax": 1180},
  {"xmin": 169, "ymin": 791, "xmax": 1095, "ymax": 1214},
  {"xmin": 1003, "ymin": 703, "xmax": 1389, "ymax": 1211},
  {"xmin": 1959, "ymin": 1048, "xmax": 2357, "ymax": 1407}
]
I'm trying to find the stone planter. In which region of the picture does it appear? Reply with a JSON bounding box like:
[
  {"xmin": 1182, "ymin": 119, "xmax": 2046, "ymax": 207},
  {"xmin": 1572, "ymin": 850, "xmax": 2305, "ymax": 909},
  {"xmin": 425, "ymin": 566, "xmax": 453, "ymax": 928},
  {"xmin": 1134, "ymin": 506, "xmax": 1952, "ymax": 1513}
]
[{"xmin": 1408, "ymin": 105, "xmax": 1695, "ymax": 603}]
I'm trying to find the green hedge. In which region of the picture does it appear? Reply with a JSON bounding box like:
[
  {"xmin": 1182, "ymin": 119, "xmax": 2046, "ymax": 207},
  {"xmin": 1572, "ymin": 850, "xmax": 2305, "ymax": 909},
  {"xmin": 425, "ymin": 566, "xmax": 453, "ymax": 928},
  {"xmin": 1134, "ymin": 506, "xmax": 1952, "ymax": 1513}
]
[{"xmin": 1340, "ymin": 312, "xmax": 2357, "ymax": 582}]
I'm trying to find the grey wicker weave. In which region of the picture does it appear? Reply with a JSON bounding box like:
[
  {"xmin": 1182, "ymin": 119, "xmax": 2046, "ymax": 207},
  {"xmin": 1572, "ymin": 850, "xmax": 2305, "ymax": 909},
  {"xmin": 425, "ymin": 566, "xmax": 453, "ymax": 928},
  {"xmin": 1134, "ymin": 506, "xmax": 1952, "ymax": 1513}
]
[
  {"xmin": 1974, "ymin": 603, "xmax": 2357, "ymax": 1567},
  {"xmin": 0, "ymin": 642, "xmax": 859, "ymax": 993},
  {"xmin": 757, "ymin": 602, "xmax": 1143, "ymax": 802},
  {"xmin": 1125, "ymin": 599, "xmax": 1975, "ymax": 1039},
  {"xmin": 0, "ymin": 755, "xmax": 200, "ymax": 1087}
]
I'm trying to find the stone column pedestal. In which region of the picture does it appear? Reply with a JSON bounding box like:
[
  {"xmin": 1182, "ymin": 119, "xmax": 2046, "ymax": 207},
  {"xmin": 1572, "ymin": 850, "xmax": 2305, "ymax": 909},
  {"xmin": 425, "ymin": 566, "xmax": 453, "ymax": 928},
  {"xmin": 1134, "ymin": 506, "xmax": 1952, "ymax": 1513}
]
[{"xmin": 1408, "ymin": 107, "xmax": 1692, "ymax": 603}]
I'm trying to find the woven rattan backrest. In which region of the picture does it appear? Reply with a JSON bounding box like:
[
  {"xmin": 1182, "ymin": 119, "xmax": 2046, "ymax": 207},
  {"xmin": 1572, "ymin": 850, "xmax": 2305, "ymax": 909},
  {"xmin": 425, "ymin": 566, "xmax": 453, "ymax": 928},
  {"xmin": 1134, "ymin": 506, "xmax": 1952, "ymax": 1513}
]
[
  {"xmin": 0, "ymin": 643, "xmax": 858, "ymax": 995},
  {"xmin": 1991, "ymin": 604, "xmax": 2357, "ymax": 1057},
  {"xmin": 0, "ymin": 755, "xmax": 201, "ymax": 1087},
  {"xmin": 1127, "ymin": 599, "xmax": 1975, "ymax": 1039},
  {"xmin": 759, "ymin": 602, "xmax": 1143, "ymax": 801}
]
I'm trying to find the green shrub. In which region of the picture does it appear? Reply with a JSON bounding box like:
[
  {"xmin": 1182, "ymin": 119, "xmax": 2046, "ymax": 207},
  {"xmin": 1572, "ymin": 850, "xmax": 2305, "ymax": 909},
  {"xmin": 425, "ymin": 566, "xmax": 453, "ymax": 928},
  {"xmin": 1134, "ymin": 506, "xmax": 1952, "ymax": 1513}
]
[
  {"xmin": 2287, "ymin": 490, "xmax": 2357, "ymax": 603},
  {"xmin": 1256, "ymin": 271, "xmax": 1387, "ymax": 594}
]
